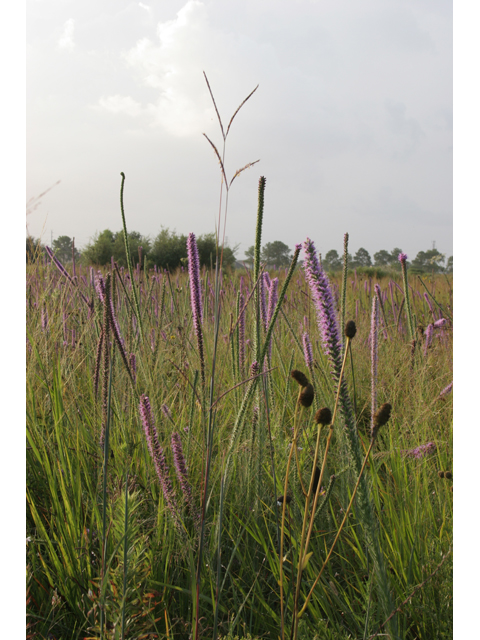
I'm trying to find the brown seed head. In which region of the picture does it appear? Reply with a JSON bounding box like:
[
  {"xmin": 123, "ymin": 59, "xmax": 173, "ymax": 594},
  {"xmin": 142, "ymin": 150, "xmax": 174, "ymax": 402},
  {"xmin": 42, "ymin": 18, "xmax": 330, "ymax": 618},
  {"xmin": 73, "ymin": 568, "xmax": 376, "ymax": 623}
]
[
  {"xmin": 299, "ymin": 383, "xmax": 314, "ymax": 408},
  {"xmin": 445, "ymin": 471, "xmax": 453, "ymax": 480},
  {"xmin": 345, "ymin": 320, "xmax": 357, "ymax": 339},
  {"xmin": 315, "ymin": 407, "xmax": 332, "ymax": 426},
  {"xmin": 291, "ymin": 369, "xmax": 309, "ymax": 387},
  {"xmin": 277, "ymin": 495, "xmax": 292, "ymax": 506},
  {"xmin": 372, "ymin": 402, "xmax": 392, "ymax": 438},
  {"xmin": 438, "ymin": 470, "xmax": 445, "ymax": 479}
]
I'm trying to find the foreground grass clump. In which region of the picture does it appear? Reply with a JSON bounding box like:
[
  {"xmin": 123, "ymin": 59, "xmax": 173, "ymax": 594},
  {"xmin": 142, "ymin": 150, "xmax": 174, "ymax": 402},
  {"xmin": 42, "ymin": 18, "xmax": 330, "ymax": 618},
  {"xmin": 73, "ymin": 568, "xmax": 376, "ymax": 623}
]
[{"xmin": 26, "ymin": 237, "xmax": 452, "ymax": 639}]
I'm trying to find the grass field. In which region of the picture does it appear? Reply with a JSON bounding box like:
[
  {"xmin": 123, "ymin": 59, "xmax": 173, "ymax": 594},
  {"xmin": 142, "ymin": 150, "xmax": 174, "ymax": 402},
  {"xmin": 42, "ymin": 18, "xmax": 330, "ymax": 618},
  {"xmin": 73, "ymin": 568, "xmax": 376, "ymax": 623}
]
[{"xmin": 26, "ymin": 192, "xmax": 453, "ymax": 639}]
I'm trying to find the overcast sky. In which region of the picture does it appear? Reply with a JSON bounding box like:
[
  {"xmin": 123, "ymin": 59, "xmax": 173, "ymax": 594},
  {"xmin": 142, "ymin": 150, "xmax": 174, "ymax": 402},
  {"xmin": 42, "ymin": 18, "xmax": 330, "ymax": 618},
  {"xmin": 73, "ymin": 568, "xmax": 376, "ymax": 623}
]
[{"xmin": 26, "ymin": 0, "xmax": 452, "ymax": 261}]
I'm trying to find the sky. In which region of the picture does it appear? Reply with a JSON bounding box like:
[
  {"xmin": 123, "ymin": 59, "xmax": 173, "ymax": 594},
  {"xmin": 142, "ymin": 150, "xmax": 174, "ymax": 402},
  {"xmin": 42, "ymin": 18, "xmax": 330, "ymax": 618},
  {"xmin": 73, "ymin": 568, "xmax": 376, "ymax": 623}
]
[{"xmin": 26, "ymin": 0, "xmax": 453, "ymax": 261}]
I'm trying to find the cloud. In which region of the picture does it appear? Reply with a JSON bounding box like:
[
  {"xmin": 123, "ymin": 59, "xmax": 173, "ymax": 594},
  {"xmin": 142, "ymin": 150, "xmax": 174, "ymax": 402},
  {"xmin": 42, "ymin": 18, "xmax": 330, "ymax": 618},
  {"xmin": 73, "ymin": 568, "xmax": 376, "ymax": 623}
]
[
  {"xmin": 97, "ymin": 95, "xmax": 144, "ymax": 117},
  {"xmin": 58, "ymin": 18, "xmax": 75, "ymax": 51}
]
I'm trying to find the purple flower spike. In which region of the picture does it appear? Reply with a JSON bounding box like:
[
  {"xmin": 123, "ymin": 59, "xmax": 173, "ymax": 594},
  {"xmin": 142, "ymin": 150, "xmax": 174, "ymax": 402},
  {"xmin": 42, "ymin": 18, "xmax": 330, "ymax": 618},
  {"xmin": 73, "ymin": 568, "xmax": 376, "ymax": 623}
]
[
  {"xmin": 187, "ymin": 232, "xmax": 205, "ymax": 385},
  {"xmin": 434, "ymin": 318, "xmax": 447, "ymax": 328},
  {"xmin": 302, "ymin": 238, "xmax": 342, "ymax": 371},
  {"xmin": 139, "ymin": 395, "xmax": 180, "ymax": 527},
  {"xmin": 398, "ymin": 252, "xmax": 408, "ymax": 263},
  {"xmin": 402, "ymin": 442, "xmax": 436, "ymax": 459},
  {"xmin": 438, "ymin": 382, "xmax": 453, "ymax": 399},
  {"xmin": 171, "ymin": 432, "xmax": 199, "ymax": 526},
  {"xmin": 302, "ymin": 332, "xmax": 314, "ymax": 370}
]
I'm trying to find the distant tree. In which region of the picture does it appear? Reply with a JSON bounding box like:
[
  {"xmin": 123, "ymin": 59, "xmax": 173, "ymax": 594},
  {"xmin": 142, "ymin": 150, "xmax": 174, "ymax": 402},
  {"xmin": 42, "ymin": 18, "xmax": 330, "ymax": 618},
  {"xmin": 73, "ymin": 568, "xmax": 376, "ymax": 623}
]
[
  {"xmin": 323, "ymin": 250, "xmax": 342, "ymax": 271},
  {"xmin": 150, "ymin": 228, "xmax": 187, "ymax": 270},
  {"xmin": 411, "ymin": 249, "xmax": 445, "ymax": 273},
  {"xmin": 244, "ymin": 245, "xmax": 255, "ymax": 265},
  {"xmin": 446, "ymin": 256, "xmax": 453, "ymax": 273},
  {"xmin": 113, "ymin": 230, "xmax": 151, "ymax": 268},
  {"xmin": 52, "ymin": 235, "xmax": 80, "ymax": 263},
  {"xmin": 373, "ymin": 250, "xmax": 391, "ymax": 266},
  {"xmin": 389, "ymin": 248, "xmax": 404, "ymax": 270},
  {"xmin": 26, "ymin": 236, "xmax": 44, "ymax": 263},
  {"xmin": 351, "ymin": 247, "xmax": 372, "ymax": 268},
  {"xmin": 81, "ymin": 229, "xmax": 115, "ymax": 266},
  {"xmin": 261, "ymin": 241, "xmax": 292, "ymax": 266}
]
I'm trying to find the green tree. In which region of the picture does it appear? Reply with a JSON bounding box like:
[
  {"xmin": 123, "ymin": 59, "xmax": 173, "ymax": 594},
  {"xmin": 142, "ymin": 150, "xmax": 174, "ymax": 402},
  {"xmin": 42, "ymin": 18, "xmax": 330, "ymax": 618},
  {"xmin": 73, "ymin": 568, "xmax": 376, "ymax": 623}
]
[
  {"xmin": 150, "ymin": 228, "xmax": 188, "ymax": 270},
  {"xmin": 446, "ymin": 256, "xmax": 453, "ymax": 273},
  {"xmin": 112, "ymin": 230, "xmax": 151, "ymax": 268},
  {"xmin": 373, "ymin": 250, "xmax": 391, "ymax": 266},
  {"xmin": 81, "ymin": 229, "xmax": 115, "ymax": 266},
  {"xmin": 244, "ymin": 245, "xmax": 255, "ymax": 265},
  {"xmin": 411, "ymin": 249, "xmax": 445, "ymax": 273},
  {"xmin": 351, "ymin": 247, "xmax": 372, "ymax": 268},
  {"xmin": 52, "ymin": 235, "xmax": 80, "ymax": 263},
  {"xmin": 323, "ymin": 249, "xmax": 342, "ymax": 271},
  {"xmin": 261, "ymin": 241, "xmax": 292, "ymax": 266},
  {"xmin": 196, "ymin": 233, "xmax": 238, "ymax": 269}
]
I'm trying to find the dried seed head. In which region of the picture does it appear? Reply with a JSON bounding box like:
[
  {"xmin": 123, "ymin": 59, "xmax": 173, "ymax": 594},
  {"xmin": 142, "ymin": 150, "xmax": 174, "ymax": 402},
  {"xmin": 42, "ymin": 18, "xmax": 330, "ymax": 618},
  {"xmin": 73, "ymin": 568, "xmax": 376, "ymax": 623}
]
[
  {"xmin": 291, "ymin": 369, "xmax": 309, "ymax": 387},
  {"xmin": 277, "ymin": 495, "xmax": 292, "ymax": 506},
  {"xmin": 438, "ymin": 470, "xmax": 445, "ymax": 479},
  {"xmin": 445, "ymin": 471, "xmax": 453, "ymax": 480},
  {"xmin": 345, "ymin": 320, "xmax": 357, "ymax": 339},
  {"xmin": 315, "ymin": 407, "xmax": 332, "ymax": 426},
  {"xmin": 372, "ymin": 402, "xmax": 392, "ymax": 438},
  {"xmin": 374, "ymin": 403, "xmax": 392, "ymax": 428},
  {"xmin": 299, "ymin": 383, "xmax": 314, "ymax": 408}
]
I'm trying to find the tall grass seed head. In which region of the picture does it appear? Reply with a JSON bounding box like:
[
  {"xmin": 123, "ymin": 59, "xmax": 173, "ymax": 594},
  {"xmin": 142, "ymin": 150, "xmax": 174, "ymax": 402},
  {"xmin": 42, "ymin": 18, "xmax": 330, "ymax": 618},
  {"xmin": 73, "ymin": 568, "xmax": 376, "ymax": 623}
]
[{"xmin": 291, "ymin": 369, "xmax": 309, "ymax": 387}]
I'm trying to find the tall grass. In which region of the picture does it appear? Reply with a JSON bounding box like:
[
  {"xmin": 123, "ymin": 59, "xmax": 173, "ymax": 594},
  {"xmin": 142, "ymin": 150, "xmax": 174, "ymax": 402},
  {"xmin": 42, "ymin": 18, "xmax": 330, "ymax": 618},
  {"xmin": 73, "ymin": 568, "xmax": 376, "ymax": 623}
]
[{"xmin": 27, "ymin": 84, "xmax": 452, "ymax": 640}]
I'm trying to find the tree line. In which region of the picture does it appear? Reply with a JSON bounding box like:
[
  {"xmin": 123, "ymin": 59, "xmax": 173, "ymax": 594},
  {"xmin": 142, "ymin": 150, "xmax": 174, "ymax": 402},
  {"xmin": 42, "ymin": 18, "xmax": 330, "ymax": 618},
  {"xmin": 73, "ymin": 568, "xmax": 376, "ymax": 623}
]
[
  {"xmin": 26, "ymin": 233, "xmax": 452, "ymax": 274},
  {"xmin": 26, "ymin": 229, "xmax": 238, "ymax": 270}
]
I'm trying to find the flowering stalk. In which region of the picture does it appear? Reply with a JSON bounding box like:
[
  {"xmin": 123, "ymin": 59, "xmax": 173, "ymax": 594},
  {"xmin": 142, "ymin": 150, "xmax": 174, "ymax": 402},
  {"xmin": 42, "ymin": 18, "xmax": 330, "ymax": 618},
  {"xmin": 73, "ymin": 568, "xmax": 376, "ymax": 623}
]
[
  {"xmin": 398, "ymin": 252, "xmax": 415, "ymax": 342},
  {"xmin": 370, "ymin": 294, "xmax": 379, "ymax": 434},
  {"xmin": 187, "ymin": 233, "xmax": 206, "ymax": 388},
  {"xmin": 171, "ymin": 432, "xmax": 200, "ymax": 528},
  {"xmin": 340, "ymin": 233, "xmax": 349, "ymax": 354},
  {"xmin": 139, "ymin": 395, "xmax": 180, "ymax": 527},
  {"xmin": 45, "ymin": 245, "xmax": 92, "ymax": 310},
  {"xmin": 302, "ymin": 238, "xmax": 396, "ymax": 636}
]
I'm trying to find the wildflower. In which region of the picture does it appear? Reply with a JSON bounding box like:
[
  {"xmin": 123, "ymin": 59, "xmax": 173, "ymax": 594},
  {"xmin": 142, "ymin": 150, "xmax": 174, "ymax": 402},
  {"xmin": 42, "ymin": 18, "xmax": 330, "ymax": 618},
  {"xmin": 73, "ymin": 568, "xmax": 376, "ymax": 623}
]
[
  {"xmin": 424, "ymin": 324, "xmax": 434, "ymax": 356},
  {"xmin": 303, "ymin": 239, "xmax": 342, "ymax": 368},
  {"xmin": 302, "ymin": 332, "xmax": 314, "ymax": 370},
  {"xmin": 187, "ymin": 233, "xmax": 205, "ymax": 386},
  {"xmin": 438, "ymin": 382, "xmax": 453, "ymax": 399},
  {"xmin": 434, "ymin": 318, "xmax": 447, "ymax": 328},
  {"xmin": 402, "ymin": 442, "xmax": 436, "ymax": 459},
  {"xmin": 171, "ymin": 432, "xmax": 199, "ymax": 526},
  {"xmin": 139, "ymin": 395, "xmax": 180, "ymax": 526},
  {"xmin": 398, "ymin": 252, "xmax": 408, "ymax": 264}
]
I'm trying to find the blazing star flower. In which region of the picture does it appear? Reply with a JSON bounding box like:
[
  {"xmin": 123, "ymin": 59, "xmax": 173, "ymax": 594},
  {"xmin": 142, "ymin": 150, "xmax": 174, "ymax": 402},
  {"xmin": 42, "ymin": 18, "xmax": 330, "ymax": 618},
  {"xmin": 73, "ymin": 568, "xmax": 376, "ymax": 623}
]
[
  {"xmin": 302, "ymin": 238, "xmax": 342, "ymax": 372},
  {"xmin": 402, "ymin": 442, "xmax": 437, "ymax": 459},
  {"xmin": 187, "ymin": 232, "xmax": 205, "ymax": 385},
  {"xmin": 434, "ymin": 318, "xmax": 447, "ymax": 328},
  {"xmin": 171, "ymin": 432, "xmax": 200, "ymax": 527},
  {"xmin": 302, "ymin": 332, "xmax": 314, "ymax": 370},
  {"xmin": 438, "ymin": 382, "xmax": 453, "ymax": 399},
  {"xmin": 398, "ymin": 252, "xmax": 408, "ymax": 263},
  {"xmin": 139, "ymin": 395, "xmax": 180, "ymax": 527}
]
